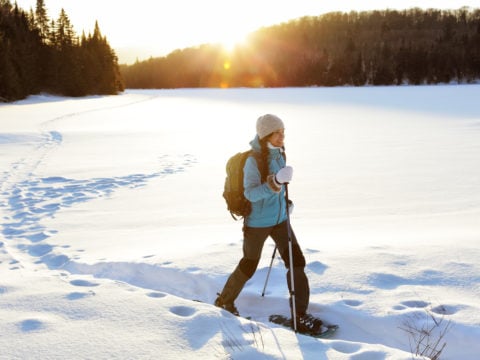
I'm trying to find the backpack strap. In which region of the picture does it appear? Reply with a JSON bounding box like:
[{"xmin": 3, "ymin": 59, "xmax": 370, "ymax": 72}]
[{"xmin": 236, "ymin": 151, "xmax": 262, "ymax": 224}]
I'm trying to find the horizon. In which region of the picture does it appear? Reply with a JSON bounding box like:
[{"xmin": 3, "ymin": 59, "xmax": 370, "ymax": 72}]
[{"xmin": 13, "ymin": 0, "xmax": 480, "ymax": 64}]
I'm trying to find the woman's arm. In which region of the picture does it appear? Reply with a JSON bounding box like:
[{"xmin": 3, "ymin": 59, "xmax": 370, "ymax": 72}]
[{"xmin": 243, "ymin": 156, "xmax": 279, "ymax": 202}]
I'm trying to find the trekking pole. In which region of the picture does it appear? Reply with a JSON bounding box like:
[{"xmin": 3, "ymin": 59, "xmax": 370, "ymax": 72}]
[
  {"xmin": 261, "ymin": 246, "xmax": 277, "ymax": 297},
  {"xmin": 285, "ymin": 183, "xmax": 298, "ymax": 333}
]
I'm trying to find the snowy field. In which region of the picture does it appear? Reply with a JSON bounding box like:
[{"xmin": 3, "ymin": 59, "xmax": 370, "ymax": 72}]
[{"xmin": 1, "ymin": 86, "xmax": 479, "ymax": 359}]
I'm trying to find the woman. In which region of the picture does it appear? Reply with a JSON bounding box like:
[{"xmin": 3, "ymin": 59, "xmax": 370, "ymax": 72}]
[{"xmin": 215, "ymin": 114, "xmax": 323, "ymax": 334}]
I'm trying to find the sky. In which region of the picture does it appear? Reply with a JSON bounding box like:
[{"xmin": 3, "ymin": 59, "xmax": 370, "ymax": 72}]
[{"xmin": 15, "ymin": 0, "xmax": 480, "ymax": 63}]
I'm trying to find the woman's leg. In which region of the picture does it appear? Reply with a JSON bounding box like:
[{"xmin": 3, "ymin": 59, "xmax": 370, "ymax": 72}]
[
  {"xmin": 270, "ymin": 221, "xmax": 310, "ymax": 316},
  {"xmin": 215, "ymin": 226, "xmax": 270, "ymax": 312}
]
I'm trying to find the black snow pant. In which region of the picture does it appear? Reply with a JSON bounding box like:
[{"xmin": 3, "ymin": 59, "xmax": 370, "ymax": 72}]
[{"xmin": 217, "ymin": 220, "xmax": 310, "ymax": 316}]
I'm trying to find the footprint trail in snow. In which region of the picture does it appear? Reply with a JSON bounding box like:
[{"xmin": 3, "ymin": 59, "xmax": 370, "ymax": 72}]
[{"xmin": 0, "ymin": 129, "xmax": 196, "ymax": 271}]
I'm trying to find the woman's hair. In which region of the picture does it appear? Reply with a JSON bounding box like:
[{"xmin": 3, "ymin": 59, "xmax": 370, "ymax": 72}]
[
  {"xmin": 259, "ymin": 136, "xmax": 270, "ymax": 182},
  {"xmin": 258, "ymin": 134, "xmax": 286, "ymax": 183}
]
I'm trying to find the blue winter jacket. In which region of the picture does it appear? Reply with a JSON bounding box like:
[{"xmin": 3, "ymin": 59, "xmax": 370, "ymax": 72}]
[{"xmin": 243, "ymin": 135, "xmax": 288, "ymax": 228}]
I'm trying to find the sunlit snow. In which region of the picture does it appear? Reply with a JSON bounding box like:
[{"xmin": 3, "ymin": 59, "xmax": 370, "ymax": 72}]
[{"xmin": 1, "ymin": 86, "xmax": 479, "ymax": 359}]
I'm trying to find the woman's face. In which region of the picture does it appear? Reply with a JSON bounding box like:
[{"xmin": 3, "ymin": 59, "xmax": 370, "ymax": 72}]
[{"xmin": 268, "ymin": 128, "xmax": 285, "ymax": 147}]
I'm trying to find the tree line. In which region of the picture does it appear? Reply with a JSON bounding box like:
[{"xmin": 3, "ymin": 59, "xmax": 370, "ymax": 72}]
[
  {"xmin": 0, "ymin": 0, "xmax": 123, "ymax": 102},
  {"xmin": 121, "ymin": 7, "xmax": 480, "ymax": 88}
]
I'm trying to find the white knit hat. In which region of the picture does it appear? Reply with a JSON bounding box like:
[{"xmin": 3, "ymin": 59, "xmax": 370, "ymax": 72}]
[{"xmin": 256, "ymin": 114, "xmax": 284, "ymax": 139}]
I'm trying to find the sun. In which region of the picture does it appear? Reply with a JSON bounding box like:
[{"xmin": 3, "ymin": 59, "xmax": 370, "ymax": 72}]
[
  {"xmin": 217, "ymin": 31, "xmax": 249, "ymax": 54},
  {"xmin": 212, "ymin": 14, "xmax": 264, "ymax": 55}
]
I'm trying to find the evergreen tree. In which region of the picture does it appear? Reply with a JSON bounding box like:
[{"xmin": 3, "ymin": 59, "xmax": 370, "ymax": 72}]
[
  {"xmin": 0, "ymin": 1, "xmax": 42, "ymax": 100},
  {"xmin": 81, "ymin": 21, "xmax": 124, "ymax": 94},
  {"xmin": 35, "ymin": 0, "xmax": 49, "ymax": 42}
]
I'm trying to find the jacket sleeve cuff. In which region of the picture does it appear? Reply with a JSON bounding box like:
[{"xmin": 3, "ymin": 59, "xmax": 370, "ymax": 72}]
[{"xmin": 267, "ymin": 174, "xmax": 281, "ymax": 193}]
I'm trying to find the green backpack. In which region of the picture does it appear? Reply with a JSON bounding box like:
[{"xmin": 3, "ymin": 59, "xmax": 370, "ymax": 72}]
[{"xmin": 222, "ymin": 150, "xmax": 262, "ymax": 220}]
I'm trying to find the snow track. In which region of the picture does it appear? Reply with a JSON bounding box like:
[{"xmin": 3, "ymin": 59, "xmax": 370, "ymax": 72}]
[
  {"xmin": 1, "ymin": 130, "xmax": 63, "ymax": 270},
  {"xmin": 1, "ymin": 93, "xmax": 188, "ymax": 273},
  {"xmin": 1, "ymin": 152, "xmax": 195, "ymax": 271},
  {"xmin": 0, "ymin": 131, "xmax": 61, "ymax": 194}
]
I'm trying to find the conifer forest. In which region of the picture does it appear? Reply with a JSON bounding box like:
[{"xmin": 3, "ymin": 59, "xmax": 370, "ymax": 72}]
[
  {"xmin": 0, "ymin": 0, "xmax": 123, "ymax": 102},
  {"xmin": 2, "ymin": 2, "xmax": 480, "ymax": 102},
  {"xmin": 122, "ymin": 7, "xmax": 480, "ymax": 89}
]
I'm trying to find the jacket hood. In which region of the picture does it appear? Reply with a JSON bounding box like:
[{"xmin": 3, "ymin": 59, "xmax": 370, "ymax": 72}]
[{"xmin": 249, "ymin": 135, "xmax": 262, "ymax": 152}]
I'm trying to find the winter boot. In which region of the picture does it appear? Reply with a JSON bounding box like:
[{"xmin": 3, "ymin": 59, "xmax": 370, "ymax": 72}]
[
  {"xmin": 214, "ymin": 267, "xmax": 249, "ymax": 316},
  {"xmin": 214, "ymin": 294, "xmax": 239, "ymax": 316},
  {"xmin": 296, "ymin": 313, "xmax": 324, "ymax": 334}
]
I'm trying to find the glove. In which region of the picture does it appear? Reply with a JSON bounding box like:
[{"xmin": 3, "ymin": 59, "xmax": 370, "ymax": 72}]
[
  {"xmin": 288, "ymin": 200, "xmax": 294, "ymax": 215},
  {"xmin": 275, "ymin": 166, "xmax": 293, "ymax": 185}
]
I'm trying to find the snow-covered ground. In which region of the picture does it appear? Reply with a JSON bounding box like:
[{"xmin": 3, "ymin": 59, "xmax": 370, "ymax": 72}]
[{"xmin": 1, "ymin": 86, "xmax": 479, "ymax": 359}]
